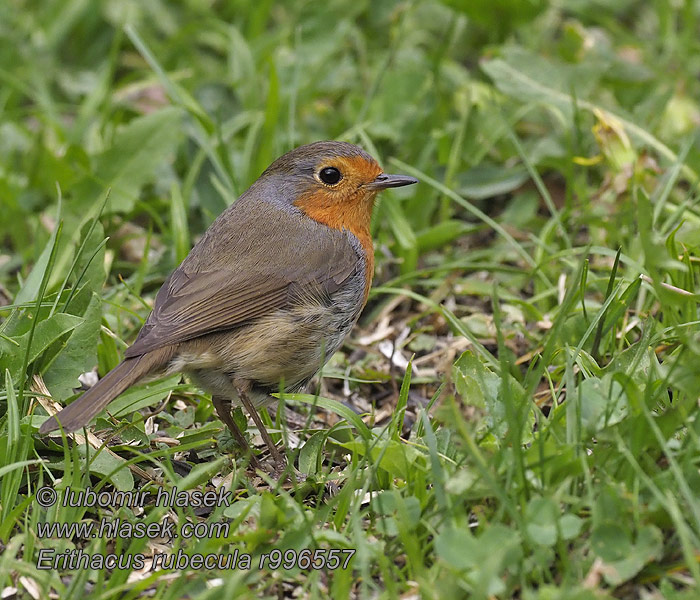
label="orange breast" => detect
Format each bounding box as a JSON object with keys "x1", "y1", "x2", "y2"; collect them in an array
[
  {"x1": 294, "y1": 155, "x2": 383, "y2": 306},
  {"x1": 295, "y1": 192, "x2": 375, "y2": 305}
]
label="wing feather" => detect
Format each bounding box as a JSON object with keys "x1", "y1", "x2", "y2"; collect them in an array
[{"x1": 125, "y1": 206, "x2": 361, "y2": 358}]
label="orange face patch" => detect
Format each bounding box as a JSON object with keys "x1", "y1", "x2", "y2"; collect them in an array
[
  {"x1": 294, "y1": 155, "x2": 384, "y2": 306},
  {"x1": 320, "y1": 155, "x2": 383, "y2": 187}
]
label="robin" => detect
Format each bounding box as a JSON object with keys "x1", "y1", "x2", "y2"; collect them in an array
[{"x1": 39, "y1": 141, "x2": 418, "y2": 469}]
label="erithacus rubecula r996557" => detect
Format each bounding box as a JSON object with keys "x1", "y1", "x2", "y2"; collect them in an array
[{"x1": 39, "y1": 141, "x2": 418, "y2": 469}]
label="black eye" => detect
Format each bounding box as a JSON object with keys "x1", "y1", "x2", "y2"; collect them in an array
[{"x1": 319, "y1": 166, "x2": 342, "y2": 185}]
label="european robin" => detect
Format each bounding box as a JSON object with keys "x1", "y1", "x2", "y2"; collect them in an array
[{"x1": 39, "y1": 141, "x2": 418, "y2": 468}]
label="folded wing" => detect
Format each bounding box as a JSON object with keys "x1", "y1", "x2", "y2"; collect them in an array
[{"x1": 125, "y1": 212, "x2": 360, "y2": 358}]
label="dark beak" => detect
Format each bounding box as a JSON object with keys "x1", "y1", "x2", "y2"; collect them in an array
[{"x1": 367, "y1": 173, "x2": 419, "y2": 190}]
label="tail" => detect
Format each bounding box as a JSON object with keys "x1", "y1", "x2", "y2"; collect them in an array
[{"x1": 39, "y1": 347, "x2": 173, "y2": 435}]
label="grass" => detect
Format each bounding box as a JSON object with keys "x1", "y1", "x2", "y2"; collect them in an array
[{"x1": 2, "y1": 0, "x2": 700, "y2": 598}]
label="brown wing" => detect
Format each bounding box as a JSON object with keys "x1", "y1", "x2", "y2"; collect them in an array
[{"x1": 124, "y1": 208, "x2": 360, "y2": 358}]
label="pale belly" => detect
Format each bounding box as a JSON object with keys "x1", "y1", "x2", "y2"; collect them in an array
[{"x1": 168, "y1": 276, "x2": 365, "y2": 407}]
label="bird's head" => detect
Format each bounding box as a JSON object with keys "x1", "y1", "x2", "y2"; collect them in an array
[{"x1": 259, "y1": 140, "x2": 418, "y2": 235}]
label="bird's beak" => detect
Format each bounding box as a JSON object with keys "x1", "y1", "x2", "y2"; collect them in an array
[{"x1": 367, "y1": 173, "x2": 419, "y2": 190}]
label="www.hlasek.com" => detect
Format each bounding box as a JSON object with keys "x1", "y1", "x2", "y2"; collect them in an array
[{"x1": 35, "y1": 485, "x2": 355, "y2": 572}]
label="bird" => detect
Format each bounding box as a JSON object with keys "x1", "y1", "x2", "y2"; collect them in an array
[{"x1": 39, "y1": 140, "x2": 418, "y2": 469}]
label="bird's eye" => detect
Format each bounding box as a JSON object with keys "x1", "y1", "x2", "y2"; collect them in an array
[{"x1": 319, "y1": 167, "x2": 342, "y2": 185}]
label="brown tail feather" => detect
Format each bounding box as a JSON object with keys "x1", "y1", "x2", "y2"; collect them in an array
[{"x1": 39, "y1": 348, "x2": 173, "y2": 435}]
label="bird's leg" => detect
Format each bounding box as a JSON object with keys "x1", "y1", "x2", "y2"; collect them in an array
[
  {"x1": 232, "y1": 379, "x2": 284, "y2": 466},
  {"x1": 212, "y1": 395, "x2": 261, "y2": 470}
]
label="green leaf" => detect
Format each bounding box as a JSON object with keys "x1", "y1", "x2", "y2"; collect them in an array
[
  {"x1": 340, "y1": 437, "x2": 422, "y2": 479},
  {"x1": 72, "y1": 107, "x2": 184, "y2": 214},
  {"x1": 436, "y1": 524, "x2": 522, "y2": 596},
  {"x1": 43, "y1": 291, "x2": 102, "y2": 399},
  {"x1": 69, "y1": 218, "x2": 107, "y2": 298},
  {"x1": 596, "y1": 525, "x2": 663, "y2": 586},
  {"x1": 482, "y1": 48, "x2": 601, "y2": 108},
  {"x1": 254, "y1": 61, "x2": 280, "y2": 178},
  {"x1": 279, "y1": 393, "x2": 372, "y2": 440},
  {"x1": 392, "y1": 359, "x2": 412, "y2": 439},
  {"x1": 453, "y1": 351, "x2": 500, "y2": 410},
  {"x1": 481, "y1": 51, "x2": 697, "y2": 184},
  {"x1": 76, "y1": 444, "x2": 133, "y2": 491},
  {"x1": 435, "y1": 524, "x2": 477, "y2": 570},
  {"x1": 106, "y1": 374, "x2": 183, "y2": 421},
  {"x1": 415, "y1": 220, "x2": 477, "y2": 253},
  {"x1": 458, "y1": 165, "x2": 529, "y2": 200},
  {"x1": 591, "y1": 522, "x2": 631, "y2": 562},
  {"x1": 298, "y1": 431, "x2": 326, "y2": 476},
  {"x1": 443, "y1": 0, "x2": 546, "y2": 32},
  {"x1": 579, "y1": 376, "x2": 628, "y2": 433},
  {"x1": 382, "y1": 199, "x2": 418, "y2": 273},
  {"x1": 560, "y1": 514, "x2": 584, "y2": 540},
  {"x1": 170, "y1": 182, "x2": 190, "y2": 264},
  {"x1": 370, "y1": 491, "x2": 421, "y2": 537},
  {"x1": 176, "y1": 457, "x2": 229, "y2": 491},
  {"x1": 0, "y1": 313, "x2": 83, "y2": 379},
  {"x1": 14, "y1": 227, "x2": 59, "y2": 306},
  {"x1": 604, "y1": 339, "x2": 659, "y2": 386},
  {"x1": 525, "y1": 496, "x2": 559, "y2": 547},
  {"x1": 453, "y1": 350, "x2": 530, "y2": 443}
]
